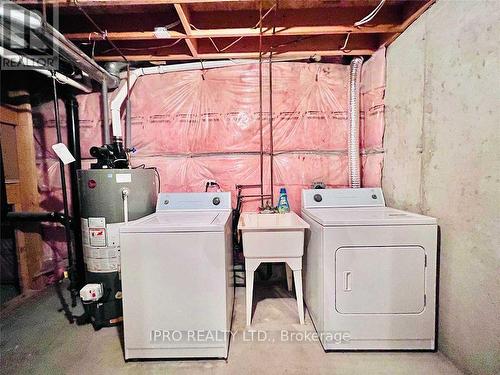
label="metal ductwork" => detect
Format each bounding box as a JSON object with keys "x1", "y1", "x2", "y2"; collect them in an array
[
  {"x1": 0, "y1": 0, "x2": 119, "y2": 89},
  {"x1": 348, "y1": 56, "x2": 363, "y2": 189},
  {"x1": 0, "y1": 46, "x2": 93, "y2": 93}
]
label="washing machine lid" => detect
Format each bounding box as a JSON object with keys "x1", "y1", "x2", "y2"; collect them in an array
[
  {"x1": 121, "y1": 192, "x2": 232, "y2": 233},
  {"x1": 302, "y1": 206, "x2": 436, "y2": 226},
  {"x1": 120, "y1": 210, "x2": 231, "y2": 233}
]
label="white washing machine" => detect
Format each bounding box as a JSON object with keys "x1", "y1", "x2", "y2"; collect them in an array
[
  {"x1": 301, "y1": 188, "x2": 437, "y2": 350},
  {"x1": 120, "y1": 192, "x2": 233, "y2": 359}
]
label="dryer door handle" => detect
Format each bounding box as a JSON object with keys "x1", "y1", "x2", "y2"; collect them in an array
[{"x1": 343, "y1": 271, "x2": 352, "y2": 292}]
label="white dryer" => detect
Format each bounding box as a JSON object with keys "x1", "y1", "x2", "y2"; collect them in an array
[
  {"x1": 301, "y1": 188, "x2": 437, "y2": 350},
  {"x1": 120, "y1": 192, "x2": 233, "y2": 359}
]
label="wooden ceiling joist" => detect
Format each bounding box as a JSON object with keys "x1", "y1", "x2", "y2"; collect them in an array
[
  {"x1": 381, "y1": 0, "x2": 436, "y2": 47},
  {"x1": 17, "y1": 0, "x2": 436, "y2": 62},
  {"x1": 94, "y1": 49, "x2": 376, "y2": 62},
  {"x1": 174, "y1": 3, "x2": 198, "y2": 57},
  {"x1": 16, "y1": 0, "x2": 242, "y2": 5},
  {"x1": 65, "y1": 23, "x2": 402, "y2": 41}
]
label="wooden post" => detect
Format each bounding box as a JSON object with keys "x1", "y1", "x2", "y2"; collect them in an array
[{"x1": 1, "y1": 91, "x2": 44, "y2": 291}]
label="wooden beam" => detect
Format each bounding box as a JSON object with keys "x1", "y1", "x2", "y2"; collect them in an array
[
  {"x1": 174, "y1": 3, "x2": 198, "y2": 57},
  {"x1": 17, "y1": 0, "x2": 242, "y2": 6},
  {"x1": 192, "y1": 24, "x2": 403, "y2": 37},
  {"x1": 0, "y1": 106, "x2": 18, "y2": 125},
  {"x1": 5, "y1": 181, "x2": 21, "y2": 206},
  {"x1": 66, "y1": 30, "x2": 186, "y2": 41},
  {"x1": 94, "y1": 49, "x2": 375, "y2": 61},
  {"x1": 185, "y1": 39, "x2": 199, "y2": 58},
  {"x1": 91, "y1": 26, "x2": 379, "y2": 60},
  {"x1": 382, "y1": 0, "x2": 436, "y2": 47},
  {"x1": 13, "y1": 94, "x2": 44, "y2": 291},
  {"x1": 174, "y1": 3, "x2": 194, "y2": 35},
  {"x1": 65, "y1": 24, "x2": 403, "y2": 41},
  {"x1": 190, "y1": 6, "x2": 404, "y2": 29},
  {"x1": 1, "y1": 95, "x2": 44, "y2": 292}
]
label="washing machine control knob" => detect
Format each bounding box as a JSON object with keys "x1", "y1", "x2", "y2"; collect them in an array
[
  {"x1": 371, "y1": 194, "x2": 378, "y2": 199},
  {"x1": 314, "y1": 194, "x2": 323, "y2": 202},
  {"x1": 213, "y1": 197, "x2": 221, "y2": 206}
]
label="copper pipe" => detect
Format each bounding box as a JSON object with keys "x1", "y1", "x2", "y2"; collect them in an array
[
  {"x1": 74, "y1": 0, "x2": 128, "y2": 64},
  {"x1": 240, "y1": 194, "x2": 272, "y2": 199},
  {"x1": 269, "y1": 0, "x2": 277, "y2": 206},
  {"x1": 269, "y1": 52, "x2": 274, "y2": 205},
  {"x1": 236, "y1": 184, "x2": 264, "y2": 189},
  {"x1": 258, "y1": 0, "x2": 264, "y2": 207}
]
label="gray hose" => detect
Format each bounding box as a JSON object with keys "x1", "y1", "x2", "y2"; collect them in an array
[{"x1": 348, "y1": 57, "x2": 363, "y2": 188}]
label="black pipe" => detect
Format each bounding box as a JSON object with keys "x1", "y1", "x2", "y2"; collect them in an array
[
  {"x1": 51, "y1": 75, "x2": 78, "y2": 306},
  {"x1": 6, "y1": 211, "x2": 70, "y2": 225},
  {"x1": 65, "y1": 95, "x2": 84, "y2": 290}
]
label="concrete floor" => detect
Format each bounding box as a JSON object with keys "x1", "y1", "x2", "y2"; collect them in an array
[
  {"x1": 0, "y1": 284, "x2": 19, "y2": 305},
  {"x1": 1, "y1": 282, "x2": 463, "y2": 375}
]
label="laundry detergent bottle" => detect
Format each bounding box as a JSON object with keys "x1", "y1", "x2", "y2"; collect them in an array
[{"x1": 277, "y1": 187, "x2": 290, "y2": 213}]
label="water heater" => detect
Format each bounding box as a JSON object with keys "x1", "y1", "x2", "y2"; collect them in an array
[{"x1": 77, "y1": 168, "x2": 156, "y2": 329}]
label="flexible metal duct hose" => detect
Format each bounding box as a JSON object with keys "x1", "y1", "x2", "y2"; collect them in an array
[
  {"x1": 102, "y1": 80, "x2": 111, "y2": 144},
  {"x1": 348, "y1": 57, "x2": 364, "y2": 188},
  {"x1": 125, "y1": 97, "x2": 132, "y2": 149}
]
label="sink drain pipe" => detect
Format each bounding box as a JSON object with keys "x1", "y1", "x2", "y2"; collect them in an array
[{"x1": 348, "y1": 57, "x2": 363, "y2": 189}]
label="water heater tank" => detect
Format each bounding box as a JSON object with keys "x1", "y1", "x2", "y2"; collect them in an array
[{"x1": 77, "y1": 168, "x2": 156, "y2": 328}]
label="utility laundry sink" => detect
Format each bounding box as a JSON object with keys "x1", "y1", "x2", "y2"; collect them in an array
[
  {"x1": 238, "y1": 212, "x2": 310, "y2": 258},
  {"x1": 239, "y1": 211, "x2": 310, "y2": 325}
]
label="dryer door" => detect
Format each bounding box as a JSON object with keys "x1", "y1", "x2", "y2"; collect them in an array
[{"x1": 335, "y1": 246, "x2": 426, "y2": 314}]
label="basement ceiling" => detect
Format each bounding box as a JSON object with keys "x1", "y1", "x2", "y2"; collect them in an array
[{"x1": 17, "y1": 0, "x2": 435, "y2": 62}]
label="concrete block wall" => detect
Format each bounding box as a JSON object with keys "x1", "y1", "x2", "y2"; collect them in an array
[{"x1": 383, "y1": 1, "x2": 500, "y2": 374}]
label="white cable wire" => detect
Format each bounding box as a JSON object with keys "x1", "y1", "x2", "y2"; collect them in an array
[
  {"x1": 190, "y1": 3, "x2": 277, "y2": 53},
  {"x1": 354, "y1": 0, "x2": 386, "y2": 27},
  {"x1": 340, "y1": 32, "x2": 351, "y2": 52},
  {"x1": 164, "y1": 20, "x2": 181, "y2": 30}
]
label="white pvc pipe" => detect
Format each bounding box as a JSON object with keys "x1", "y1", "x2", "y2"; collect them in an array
[
  {"x1": 0, "y1": 46, "x2": 93, "y2": 93},
  {"x1": 109, "y1": 59, "x2": 259, "y2": 140},
  {"x1": 122, "y1": 188, "x2": 130, "y2": 224}
]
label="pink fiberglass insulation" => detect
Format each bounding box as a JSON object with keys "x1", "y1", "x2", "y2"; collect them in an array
[{"x1": 32, "y1": 55, "x2": 385, "y2": 274}]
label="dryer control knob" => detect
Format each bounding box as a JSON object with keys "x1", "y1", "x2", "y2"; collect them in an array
[
  {"x1": 314, "y1": 194, "x2": 323, "y2": 202},
  {"x1": 213, "y1": 197, "x2": 221, "y2": 205}
]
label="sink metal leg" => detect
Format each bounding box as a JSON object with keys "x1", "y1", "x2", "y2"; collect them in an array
[
  {"x1": 293, "y1": 269, "x2": 305, "y2": 324},
  {"x1": 246, "y1": 270, "x2": 254, "y2": 326},
  {"x1": 285, "y1": 264, "x2": 293, "y2": 292},
  {"x1": 245, "y1": 259, "x2": 259, "y2": 326}
]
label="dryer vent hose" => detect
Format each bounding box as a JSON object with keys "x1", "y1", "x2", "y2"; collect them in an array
[{"x1": 348, "y1": 57, "x2": 363, "y2": 189}]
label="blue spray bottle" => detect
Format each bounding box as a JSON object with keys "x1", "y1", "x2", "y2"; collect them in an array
[{"x1": 277, "y1": 187, "x2": 290, "y2": 213}]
